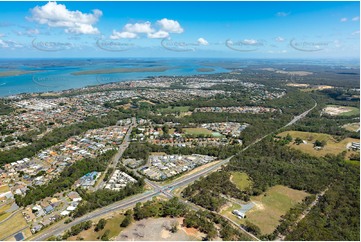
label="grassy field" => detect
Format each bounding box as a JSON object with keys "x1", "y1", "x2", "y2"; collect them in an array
[
  {"x1": 230, "y1": 172, "x2": 252, "y2": 191},
  {"x1": 67, "y1": 213, "x2": 125, "y2": 241},
  {"x1": 342, "y1": 123, "x2": 360, "y2": 132},
  {"x1": 0, "y1": 212, "x2": 11, "y2": 222},
  {"x1": 345, "y1": 160, "x2": 360, "y2": 166},
  {"x1": 0, "y1": 185, "x2": 10, "y2": 194},
  {"x1": 150, "y1": 152, "x2": 167, "y2": 156},
  {"x1": 0, "y1": 212, "x2": 28, "y2": 240},
  {"x1": 278, "y1": 131, "x2": 360, "y2": 158},
  {"x1": 0, "y1": 204, "x2": 11, "y2": 213},
  {"x1": 0, "y1": 204, "x2": 12, "y2": 222},
  {"x1": 183, "y1": 127, "x2": 213, "y2": 136},
  {"x1": 338, "y1": 107, "x2": 359, "y2": 117},
  {"x1": 246, "y1": 185, "x2": 309, "y2": 235},
  {"x1": 159, "y1": 106, "x2": 191, "y2": 113}
]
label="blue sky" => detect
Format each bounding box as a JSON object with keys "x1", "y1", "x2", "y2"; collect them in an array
[{"x1": 0, "y1": 1, "x2": 359, "y2": 58}]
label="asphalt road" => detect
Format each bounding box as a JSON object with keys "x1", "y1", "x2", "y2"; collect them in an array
[
  {"x1": 31, "y1": 101, "x2": 317, "y2": 241},
  {"x1": 93, "y1": 117, "x2": 136, "y2": 190}
]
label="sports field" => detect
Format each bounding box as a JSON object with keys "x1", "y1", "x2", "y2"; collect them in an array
[
  {"x1": 183, "y1": 127, "x2": 213, "y2": 136},
  {"x1": 0, "y1": 212, "x2": 29, "y2": 240}
]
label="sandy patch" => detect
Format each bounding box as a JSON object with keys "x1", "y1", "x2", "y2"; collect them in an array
[
  {"x1": 182, "y1": 227, "x2": 199, "y2": 236},
  {"x1": 286, "y1": 83, "x2": 310, "y2": 87},
  {"x1": 323, "y1": 106, "x2": 353, "y2": 116},
  {"x1": 251, "y1": 201, "x2": 265, "y2": 211},
  {"x1": 160, "y1": 229, "x2": 171, "y2": 239},
  {"x1": 316, "y1": 85, "x2": 334, "y2": 90}
]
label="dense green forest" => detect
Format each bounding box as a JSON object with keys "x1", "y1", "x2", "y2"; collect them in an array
[
  {"x1": 0, "y1": 100, "x2": 13, "y2": 115},
  {"x1": 286, "y1": 163, "x2": 359, "y2": 241},
  {"x1": 124, "y1": 142, "x2": 241, "y2": 160},
  {"x1": 15, "y1": 150, "x2": 117, "y2": 206},
  {"x1": 227, "y1": 138, "x2": 338, "y2": 194},
  {"x1": 0, "y1": 111, "x2": 130, "y2": 166}
]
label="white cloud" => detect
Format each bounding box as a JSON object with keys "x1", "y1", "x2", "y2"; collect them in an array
[
  {"x1": 16, "y1": 28, "x2": 40, "y2": 37},
  {"x1": 111, "y1": 18, "x2": 183, "y2": 39},
  {"x1": 352, "y1": 16, "x2": 359, "y2": 21},
  {"x1": 197, "y1": 37, "x2": 208, "y2": 45},
  {"x1": 0, "y1": 39, "x2": 9, "y2": 48},
  {"x1": 148, "y1": 30, "x2": 169, "y2": 39},
  {"x1": 110, "y1": 22, "x2": 154, "y2": 39},
  {"x1": 28, "y1": 2, "x2": 102, "y2": 35},
  {"x1": 276, "y1": 12, "x2": 290, "y2": 17},
  {"x1": 243, "y1": 39, "x2": 258, "y2": 45},
  {"x1": 352, "y1": 30, "x2": 360, "y2": 36},
  {"x1": 0, "y1": 39, "x2": 23, "y2": 48},
  {"x1": 110, "y1": 30, "x2": 137, "y2": 39},
  {"x1": 124, "y1": 22, "x2": 154, "y2": 34},
  {"x1": 275, "y1": 36, "x2": 285, "y2": 42},
  {"x1": 340, "y1": 18, "x2": 348, "y2": 22},
  {"x1": 157, "y1": 18, "x2": 183, "y2": 33}
]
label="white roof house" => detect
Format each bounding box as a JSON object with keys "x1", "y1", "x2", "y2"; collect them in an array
[{"x1": 66, "y1": 206, "x2": 76, "y2": 211}]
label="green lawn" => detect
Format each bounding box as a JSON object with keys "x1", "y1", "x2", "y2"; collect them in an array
[
  {"x1": 0, "y1": 185, "x2": 10, "y2": 194},
  {"x1": 0, "y1": 212, "x2": 28, "y2": 240},
  {"x1": 338, "y1": 107, "x2": 359, "y2": 116},
  {"x1": 183, "y1": 127, "x2": 213, "y2": 136},
  {"x1": 230, "y1": 172, "x2": 252, "y2": 191},
  {"x1": 159, "y1": 106, "x2": 190, "y2": 113},
  {"x1": 246, "y1": 185, "x2": 309, "y2": 235}
]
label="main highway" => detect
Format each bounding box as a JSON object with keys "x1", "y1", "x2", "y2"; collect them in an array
[{"x1": 31, "y1": 101, "x2": 317, "y2": 241}]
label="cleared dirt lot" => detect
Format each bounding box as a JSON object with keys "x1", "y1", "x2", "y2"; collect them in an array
[
  {"x1": 322, "y1": 105, "x2": 359, "y2": 116},
  {"x1": 117, "y1": 217, "x2": 202, "y2": 241}
]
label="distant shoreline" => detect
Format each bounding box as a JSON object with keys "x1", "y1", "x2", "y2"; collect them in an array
[
  {"x1": 72, "y1": 66, "x2": 171, "y2": 76},
  {"x1": 0, "y1": 70, "x2": 40, "y2": 77}
]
